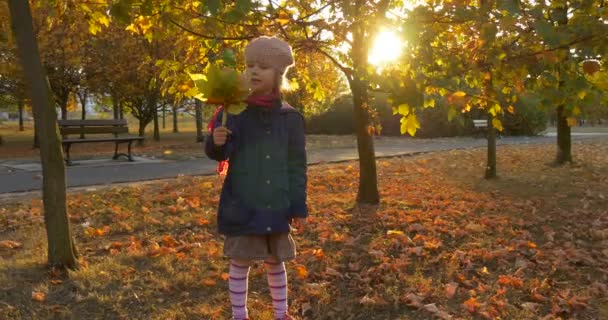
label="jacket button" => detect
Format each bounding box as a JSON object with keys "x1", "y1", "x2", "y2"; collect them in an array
[
  {"x1": 266, "y1": 227, "x2": 272, "y2": 231},
  {"x1": 266, "y1": 154, "x2": 270, "y2": 159},
  {"x1": 266, "y1": 130, "x2": 271, "y2": 134},
  {"x1": 266, "y1": 204, "x2": 272, "y2": 208},
  {"x1": 266, "y1": 179, "x2": 271, "y2": 184}
]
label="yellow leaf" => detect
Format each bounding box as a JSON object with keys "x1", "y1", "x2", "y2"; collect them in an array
[
  {"x1": 567, "y1": 117, "x2": 577, "y2": 127},
  {"x1": 507, "y1": 105, "x2": 515, "y2": 114},
  {"x1": 572, "y1": 106, "x2": 581, "y2": 116},
  {"x1": 577, "y1": 90, "x2": 587, "y2": 100},
  {"x1": 453, "y1": 91, "x2": 466, "y2": 98},
  {"x1": 492, "y1": 118, "x2": 504, "y2": 132},
  {"x1": 387, "y1": 230, "x2": 404, "y2": 236},
  {"x1": 398, "y1": 104, "x2": 410, "y2": 116}
]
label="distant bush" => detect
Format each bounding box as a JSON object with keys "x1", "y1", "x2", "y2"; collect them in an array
[{"x1": 305, "y1": 93, "x2": 547, "y2": 137}]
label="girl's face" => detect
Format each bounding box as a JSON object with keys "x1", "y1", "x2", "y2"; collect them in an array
[{"x1": 246, "y1": 61, "x2": 277, "y2": 95}]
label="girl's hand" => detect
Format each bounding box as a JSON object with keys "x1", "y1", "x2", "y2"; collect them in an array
[
  {"x1": 291, "y1": 217, "x2": 307, "y2": 232},
  {"x1": 212, "y1": 127, "x2": 232, "y2": 146}
]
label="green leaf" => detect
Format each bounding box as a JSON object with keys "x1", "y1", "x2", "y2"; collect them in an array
[
  {"x1": 498, "y1": 0, "x2": 521, "y2": 15},
  {"x1": 109, "y1": 0, "x2": 132, "y2": 24},
  {"x1": 141, "y1": 0, "x2": 154, "y2": 16},
  {"x1": 207, "y1": 0, "x2": 221, "y2": 15},
  {"x1": 226, "y1": 102, "x2": 247, "y2": 115},
  {"x1": 447, "y1": 107, "x2": 458, "y2": 122},
  {"x1": 236, "y1": 0, "x2": 253, "y2": 12},
  {"x1": 221, "y1": 49, "x2": 237, "y2": 68}
]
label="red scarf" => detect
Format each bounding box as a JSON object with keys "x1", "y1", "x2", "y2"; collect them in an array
[
  {"x1": 207, "y1": 93, "x2": 281, "y2": 175},
  {"x1": 246, "y1": 92, "x2": 281, "y2": 108}
]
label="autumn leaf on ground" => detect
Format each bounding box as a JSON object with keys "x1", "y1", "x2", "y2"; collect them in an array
[
  {"x1": 463, "y1": 297, "x2": 481, "y2": 313},
  {"x1": 497, "y1": 275, "x2": 524, "y2": 287},
  {"x1": 295, "y1": 265, "x2": 308, "y2": 279},
  {"x1": 31, "y1": 291, "x2": 46, "y2": 302},
  {"x1": 0, "y1": 240, "x2": 22, "y2": 249},
  {"x1": 202, "y1": 278, "x2": 217, "y2": 286},
  {"x1": 446, "y1": 282, "x2": 459, "y2": 299}
]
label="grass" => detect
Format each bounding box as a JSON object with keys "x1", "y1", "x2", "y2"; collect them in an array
[
  {"x1": 1, "y1": 139, "x2": 607, "y2": 319},
  {"x1": 1, "y1": 116, "x2": 374, "y2": 161}
]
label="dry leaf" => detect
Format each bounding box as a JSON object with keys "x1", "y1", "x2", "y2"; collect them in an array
[
  {"x1": 0, "y1": 240, "x2": 22, "y2": 249},
  {"x1": 31, "y1": 291, "x2": 46, "y2": 302},
  {"x1": 445, "y1": 282, "x2": 458, "y2": 299}
]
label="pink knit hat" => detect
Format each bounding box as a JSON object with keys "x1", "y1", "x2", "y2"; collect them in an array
[{"x1": 245, "y1": 36, "x2": 294, "y2": 75}]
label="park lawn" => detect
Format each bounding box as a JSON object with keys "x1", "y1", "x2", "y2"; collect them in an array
[
  {"x1": 1, "y1": 118, "x2": 370, "y2": 161},
  {"x1": 1, "y1": 140, "x2": 608, "y2": 319}
]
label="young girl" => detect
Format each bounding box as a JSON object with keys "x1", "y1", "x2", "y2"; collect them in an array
[{"x1": 205, "y1": 36, "x2": 308, "y2": 320}]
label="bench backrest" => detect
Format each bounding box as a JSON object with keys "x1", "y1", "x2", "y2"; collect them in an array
[
  {"x1": 58, "y1": 119, "x2": 129, "y2": 136},
  {"x1": 473, "y1": 119, "x2": 488, "y2": 128}
]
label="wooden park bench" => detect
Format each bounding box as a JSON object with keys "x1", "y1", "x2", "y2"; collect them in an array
[
  {"x1": 473, "y1": 119, "x2": 502, "y2": 139},
  {"x1": 473, "y1": 119, "x2": 488, "y2": 138},
  {"x1": 57, "y1": 119, "x2": 144, "y2": 166}
]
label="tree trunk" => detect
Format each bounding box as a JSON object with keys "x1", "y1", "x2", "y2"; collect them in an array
[
  {"x1": 138, "y1": 120, "x2": 146, "y2": 139},
  {"x1": 555, "y1": 105, "x2": 572, "y2": 164},
  {"x1": 112, "y1": 95, "x2": 119, "y2": 120},
  {"x1": 9, "y1": 0, "x2": 78, "y2": 270},
  {"x1": 483, "y1": 72, "x2": 497, "y2": 179},
  {"x1": 32, "y1": 107, "x2": 39, "y2": 148},
  {"x1": 172, "y1": 105, "x2": 179, "y2": 133},
  {"x1": 18, "y1": 101, "x2": 24, "y2": 131},
  {"x1": 60, "y1": 101, "x2": 68, "y2": 120},
  {"x1": 162, "y1": 105, "x2": 166, "y2": 129},
  {"x1": 554, "y1": 6, "x2": 572, "y2": 165},
  {"x1": 485, "y1": 115, "x2": 497, "y2": 179},
  {"x1": 153, "y1": 107, "x2": 160, "y2": 141},
  {"x1": 349, "y1": 78, "x2": 379, "y2": 204},
  {"x1": 78, "y1": 91, "x2": 87, "y2": 139},
  {"x1": 195, "y1": 100, "x2": 204, "y2": 142},
  {"x1": 349, "y1": 21, "x2": 379, "y2": 205}
]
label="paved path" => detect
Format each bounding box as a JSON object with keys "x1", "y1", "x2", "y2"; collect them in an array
[{"x1": 1, "y1": 134, "x2": 606, "y2": 194}]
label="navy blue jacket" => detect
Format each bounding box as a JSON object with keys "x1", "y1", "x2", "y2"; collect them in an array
[{"x1": 205, "y1": 100, "x2": 308, "y2": 236}]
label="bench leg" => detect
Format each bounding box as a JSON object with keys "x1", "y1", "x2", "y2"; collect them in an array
[
  {"x1": 63, "y1": 143, "x2": 73, "y2": 166},
  {"x1": 113, "y1": 142, "x2": 120, "y2": 160},
  {"x1": 127, "y1": 141, "x2": 135, "y2": 162}
]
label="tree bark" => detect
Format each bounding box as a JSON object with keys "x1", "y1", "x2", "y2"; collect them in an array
[
  {"x1": 153, "y1": 107, "x2": 160, "y2": 141},
  {"x1": 349, "y1": 78, "x2": 379, "y2": 204},
  {"x1": 554, "y1": 5, "x2": 572, "y2": 165},
  {"x1": 9, "y1": 0, "x2": 78, "y2": 269},
  {"x1": 32, "y1": 107, "x2": 39, "y2": 149},
  {"x1": 162, "y1": 105, "x2": 166, "y2": 129},
  {"x1": 555, "y1": 105, "x2": 572, "y2": 164},
  {"x1": 485, "y1": 115, "x2": 497, "y2": 179},
  {"x1": 18, "y1": 101, "x2": 24, "y2": 131},
  {"x1": 172, "y1": 105, "x2": 179, "y2": 133},
  {"x1": 483, "y1": 73, "x2": 497, "y2": 179},
  {"x1": 349, "y1": 20, "x2": 379, "y2": 204},
  {"x1": 77, "y1": 90, "x2": 87, "y2": 138},
  {"x1": 195, "y1": 100, "x2": 204, "y2": 142},
  {"x1": 112, "y1": 94, "x2": 120, "y2": 120}
]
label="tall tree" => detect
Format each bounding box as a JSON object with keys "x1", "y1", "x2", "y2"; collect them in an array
[{"x1": 8, "y1": 0, "x2": 78, "y2": 269}]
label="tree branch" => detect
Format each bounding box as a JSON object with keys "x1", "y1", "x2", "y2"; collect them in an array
[{"x1": 168, "y1": 18, "x2": 254, "y2": 41}]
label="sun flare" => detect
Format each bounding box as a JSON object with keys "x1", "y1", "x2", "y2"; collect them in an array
[{"x1": 368, "y1": 30, "x2": 404, "y2": 66}]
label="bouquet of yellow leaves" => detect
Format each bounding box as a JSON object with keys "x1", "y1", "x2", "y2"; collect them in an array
[{"x1": 190, "y1": 65, "x2": 249, "y2": 126}]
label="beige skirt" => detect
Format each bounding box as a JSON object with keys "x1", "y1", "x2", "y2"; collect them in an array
[{"x1": 224, "y1": 233, "x2": 296, "y2": 262}]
